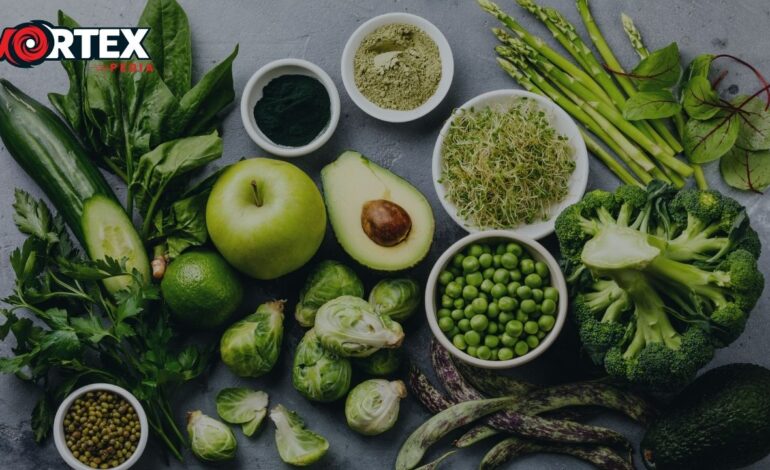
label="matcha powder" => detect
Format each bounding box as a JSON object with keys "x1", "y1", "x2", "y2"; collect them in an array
[{"x1": 354, "y1": 23, "x2": 442, "y2": 110}]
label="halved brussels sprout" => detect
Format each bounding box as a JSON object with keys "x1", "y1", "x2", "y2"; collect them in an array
[
  {"x1": 368, "y1": 278, "x2": 420, "y2": 322},
  {"x1": 220, "y1": 300, "x2": 284, "y2": 377},
  {"x1": 344, "y1": 379, "x2": 407, "y2": 436},
  {"x1": 353, "y1": 349, "x2": 402, "y2": 376},
  {"x1": 292, "y1": 329, "x2": 352, "y2": 402},
  {"x1": 215, "y1": 388, "x2": 269, "y2": 436},
  {"x1": 187, "y1": 410, "x2": 237, "y2": 461},
  {"x1": 270, "y1": 404, "x2": 329, "y2": 466},
  {"x1": 296, "y1": 260, "x2": 364, "y2": 327},
  {"x1": 314, "y1": 296, "x2": 404, "y2": 358}
]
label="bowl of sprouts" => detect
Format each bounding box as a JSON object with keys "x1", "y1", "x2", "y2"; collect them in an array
[{"x1": 432, "y1": 89, "x2": 588, "y2": 239}]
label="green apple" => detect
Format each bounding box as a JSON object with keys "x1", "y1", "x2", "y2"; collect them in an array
[{"x1": 206, "y1": 158, "x2": 326, "y2": 280}]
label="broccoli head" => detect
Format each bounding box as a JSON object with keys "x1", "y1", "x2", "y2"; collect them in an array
[{"x1": 556, "y1": 182, "x2": 764, "y2": 393}]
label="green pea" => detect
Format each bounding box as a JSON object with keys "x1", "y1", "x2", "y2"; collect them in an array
[
  {"x1": 510, "y1": 270, "x2": 522, "y2": 282},
  {"x1": 476, "y1": 345, "x2": 492, "y2": 360},
  {"x1": 506, "y1": 243, "x2": 523, "y2": 256},
  {"x1": 452, "y1": 253, "x2": 464, "y2": 268},
  {"x1": 524, "y1": 273, "x2": 542, "y2": 288},
  {"x1": 506, "y1": 320, "x2": 524, "y2": 337},
  {"x1": 544, "y1": 287, "x2": 559, "y2": 302},
  {"x1": 501, "y1": 252, "x2": 518, "y2": 269},
  {"x1": 490, "y1": 283, "x2": 507, "y2": 299},
  {"x1": 468, "y1": 243, "x2": 484, "y2": 257},
  {"x1": 487, "y1": 322, "x2": 499, "y2": 335},
  {"x1": 495, "y1": 244, "x2": 506, "y2": 255},
  {"x1": 458, "y1": 319, "x2": 471, "y2": 332},
  {"x1": 448, "y1": 327, "x2": 460, "y2": 338},
  {"x1": 462, "y1": 256, "x2": 480, "y2": 273},
  {"x1": 470, "y1": 314, "x2": 489, "y2": 332},
  {"x1": 526, "y1": 335, "x2": 540, "y2": 349},
  {"x1": 478, "y1": 292, "x2": 489, "y2": 301},
  {"x1": 532, "y1": 289, "x2": 544, "y2": 303},
  {"x1": 498, "y1": 296, "x2": 517, "y2": 312},
  {"x1": 541, "y1": 299, "x2": 557, "y2": 316},
  {"x1": 520, "y1": 259, "x2": 535, "y2": 275},
  {"x1": 524, "y1": 321, "x2": 539, "y2": 335},
  {"x1": 516, "y1": 285, "x2": 533, "y2": 299},
  {"x1": 493, "y1": 268, "x2": 510, "y2": 284},
  {"x1": 462, "y1": 285, "x2": 478, "y2": 300},
  {"x1": 439, "y1": 271, "x2": 454, "y2": 285},
  {"x1": 487, "y1": 302, "x2": 500, "y2": 318},
  {"x1": 514, "y1": 341, "x2": 529, "y2": 356},
  {"x1": 438, "y1": 317, "x2": 454, "y2": 332},
  {"x1": 437, "y1": 308, "x2": 451, "y2": 318},
  {"x1": 480, "y1": 279, "x2": 494, "y2": 293},
  {"x1": 464, "y1": 305, "x2": 475, "y2": 319},
  {"x1": 498, "y1": 347, "x2": 514, "y2": 361},
  {"x1": 441, "y1": 295, "x2": 453, "y2": 308},
  {"x1": 484, "y1": 335, "x2": 500, "y2": 348},
  {"x1": 492, "y1": 254, "x2": 502, "y2": 268},
  {"x1": 451, "y1": 309, "x2": 464, "y2": 321},
  {"x1": 515, "y1": 311, "x2": 528, "y2": 322},
  {"x1": 456, "y1": 277, "x2": 466, "y2": 287},
  {"x1": 464, "y1": 330, "x2": 481, "y2": 346},
  {"x1": 535, "y1": 261, "x2": 549, "y2": 278},
  {"x1": 467, "y1": 346, "x2": 478, "y2": 357},
  {"x1": 538, "y1": 315, "x2": 556, "y2": 331},
  {"x1": 501, "y1": 333, "x2": 517, "y2": 347},
  {"x1": 453, "y1": 298, "x2": 465, "y2": 309},
  {"x1": 483, "y1": 267, "x2": 495, "y2": 280},
  {"x1": 466, "y1": 272, "x2": 484, "y2": 287},
  {"x1": 507, "y1": 281, "x2": 521, "y2": 296},
  {"x1": 521, "y1": 299, "x2": 537, "y2": 314},
  {"x1": 453, "y1": 334, "x2": 467, "y2": 350},
  {"x1": 499, "y1": 312, "x2": 514, "y2": 324},
  {"x1": 479, "y1": 253, "x2": 493, "y2": 268},
  {"x1": 445, "y1": 282, "x2": 461, "y2": 298},
  {"x1": 482, "y1": 244, "x2": 493, "y2": 254},
  {"x1": 537, "y1": 331, "x2": 546, "y2": 339},
  {"x1": 471, "y1": 298, "x2": 488, "y2": 314}
]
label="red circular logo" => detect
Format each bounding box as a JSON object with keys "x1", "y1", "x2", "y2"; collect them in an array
[{"x1": 7, "y1": 22, "x2": 52, "y2": 67}]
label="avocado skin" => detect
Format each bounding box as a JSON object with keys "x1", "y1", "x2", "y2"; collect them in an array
[{"x1": 641, "y1": 364, "x2": 770, "y2": 470}]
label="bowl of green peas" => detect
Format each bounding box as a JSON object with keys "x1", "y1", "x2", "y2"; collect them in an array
[{"x1": 425, "y1": 230, "x2": 567, "y2": 369}]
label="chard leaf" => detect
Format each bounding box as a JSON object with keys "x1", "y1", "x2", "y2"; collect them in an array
[
  {"x1": 735, "y1": 96, "x2": 770, "y2": 151},
  {"x1": 138, "y1": 0, "x2": 192, "y2": 97},
  {"x1": 685, "y1": 53, "x2": 715, "y2": 81},
  {"x1": 130, "y1": 132, "x2": 223, "y2": 213},
  {"x1": 720, "y1": 146, "x2": 770, "y2": 192},
  {"x1": 630, "y1": 43, "x2": 682, "y2": 91},
  {"x1": 179, "y1": 45, "x2": 238, "y2": 134},
  {"x1": 623, "y1": 90, "x2": 681, "y2": 120},
  {"x1": 682, "y1": 76, "x2": 722, "y2": 120},
  {"x1": 683, "y1": 115, "x2": 739, "y2": 163}
]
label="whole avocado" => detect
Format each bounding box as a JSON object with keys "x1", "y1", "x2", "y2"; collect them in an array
[{"x1": 642, "y1": 364, "x2": 770, "y2": 470}]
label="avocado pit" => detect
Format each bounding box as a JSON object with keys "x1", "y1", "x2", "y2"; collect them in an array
[{"x1": 361, "y1": 199, "x2": 412, "y2": 247}]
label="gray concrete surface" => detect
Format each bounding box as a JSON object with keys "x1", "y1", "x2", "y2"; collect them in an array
[{"x1": 0, "y1": 0, "x2": 769, "y2": 469}]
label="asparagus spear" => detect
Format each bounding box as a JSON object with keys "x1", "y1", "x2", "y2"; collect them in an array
[{"x1": 622, "y1": 12, "x2": 709, "y2": 189}]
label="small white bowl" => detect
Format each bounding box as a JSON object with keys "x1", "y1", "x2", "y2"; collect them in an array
[
  {"x1": 341, "y1": 12, "x2": 454, "y2": 123},
  {"x1": 54, "y1": 383, "x2": 149, "y2": 470},
  {"x1": 433, "y1": 89, "x2": 589, "y2": 239},
  {"x1": 241, "y1": 58, "x2": 341, "y2": 157},
  {"x1": 425, "y1": 231, "x2": 568, "y2": 370}
]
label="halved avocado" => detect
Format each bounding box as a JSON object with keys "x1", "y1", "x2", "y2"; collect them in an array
[{"x1": 321, "y1": 151, "x2": 434, "y2": 271}]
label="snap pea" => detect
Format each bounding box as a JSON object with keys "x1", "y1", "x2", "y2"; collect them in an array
[{"x1": 479, "y1": 436, "x2": 632, "y2": 470}]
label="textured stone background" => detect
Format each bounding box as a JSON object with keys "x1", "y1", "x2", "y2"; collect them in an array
[{"x1": 0, "y1": 0, "x2": 768, "y2": 469}]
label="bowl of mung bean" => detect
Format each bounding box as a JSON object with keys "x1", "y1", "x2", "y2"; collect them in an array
[{"x1": 54, "y1": 383, "x2": 148, "y2": 470}]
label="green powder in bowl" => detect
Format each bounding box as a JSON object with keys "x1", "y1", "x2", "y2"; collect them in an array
[{"x1": 353, "y1": 23, "x2": 441, "y2": 111}]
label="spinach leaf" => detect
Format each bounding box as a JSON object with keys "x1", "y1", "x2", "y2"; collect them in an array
[
  {"x1": 735, "y1": 96, "x2": 770, "y2": 151},
  {"x1": 630, "y1": 42, "x2": 682, "y2": 91},
  {"x1": 623, "y1": 90, "x2": 681, "y2": 120},
  {"x1": 138, "y1": 0, "x2": 192, "y2": 98},
  {"x1": 82, "y1": 60, "x2": 123, "y2": 157},
  {"x1": 682, "y1": 76, "x2": 722, "y2": 120},
  {"x1": 720, "y1": 146, "x2": 770, "y2": 192},
  {"x1": 179, "y1": 45, "x2": 239, "y2": 134},
  {"x1": 48, "y1": 11, "x2": 86, "y2": 137},
  {"x1": 683, "y1": 115, "x2": 740, "y2": 163}
]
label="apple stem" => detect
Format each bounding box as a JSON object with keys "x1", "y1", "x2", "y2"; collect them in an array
[{"x1": 250, "y1": 180, "x2": 263, "y2": 207}]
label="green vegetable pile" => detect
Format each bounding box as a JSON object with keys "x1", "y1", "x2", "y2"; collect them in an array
[{"x1": 556, "y1": 182, "x2": 763, "y2": 392}]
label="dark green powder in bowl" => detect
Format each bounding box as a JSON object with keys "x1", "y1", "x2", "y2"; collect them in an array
[{"x1": 253, "y1": 74, "x2": 331, "y2": 147}]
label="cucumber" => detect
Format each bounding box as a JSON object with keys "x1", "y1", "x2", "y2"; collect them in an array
[{"x1": 0, "y1": 79, "x2": 149, "y2": 292}]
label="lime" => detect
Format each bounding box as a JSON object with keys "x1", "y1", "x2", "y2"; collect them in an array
[{"x1": 161, "y1": 251, "x2": 244, "y2": 329}]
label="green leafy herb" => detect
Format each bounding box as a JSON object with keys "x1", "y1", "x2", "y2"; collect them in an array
[
  {"x1": 720, "y1": 147, "x2": 770, "y2": 193},
  {"x1": 735, "y1": 96, "x2": 770, "y2": 151},
  {"x1": 628, "y1": 43, "x2": 682, "y2": 91},
  {"x1": 682, "y1": 76, "x2": 721, "y2": 120},
  {"x1": 683, "y1": 115, "x2": 740, "y2": 163},
  {"x1": 623, "y1": 90, "x2": 681, "y2": 120}
]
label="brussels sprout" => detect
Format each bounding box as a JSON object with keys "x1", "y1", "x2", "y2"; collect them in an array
[
  {"x1": 292, "y1": 329, "x2": 352, "y2": 402},
  {"x1": 368, "y1": 278, "x2": 421, "y2": 322},
  {"x1": 215, "y1": 388, "x2": 269, "y2": 436},
  {"x1": 187, "y1": 410, "x2": 237, "y2": 461},
  {"x1": 220, "y1": 300, "x2": 284, "y2": 378},
  {"x1": 344, "y1": 379, "x2": 407, "y2": 436},
  {"x1": 315, "y1": 296, "x2": 404, "y2": 358},
  {"x1": 353, "y1": 349, "x2": 402, "y2": 376},
  {"x1": 296, "y1": 260, "x2": 364, "y2": 327},
  {"x1": 270, "y1": 404, "x2": 329, "y2": 466}
]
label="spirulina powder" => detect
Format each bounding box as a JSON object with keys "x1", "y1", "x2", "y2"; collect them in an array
[{"x1": 354, "y1": 23, "x2": 441, "y2": 110}]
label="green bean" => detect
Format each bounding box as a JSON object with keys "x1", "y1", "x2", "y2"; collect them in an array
[
  {"x1": 413, "y1": 450, "x2": 458, "y2": 470},
  {"x1": 479, "y1": 435, "x2": 632, "y2": 470}
]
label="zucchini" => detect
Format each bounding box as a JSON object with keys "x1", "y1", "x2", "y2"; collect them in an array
[{"x1": 0, "y1": 79, "x2": 149, "y2": 292}]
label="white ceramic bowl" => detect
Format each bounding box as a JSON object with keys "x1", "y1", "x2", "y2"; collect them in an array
[
  {"x1": 241, "y1": 58, "x2": 341, "y2": 157},
  {"x1": 54, "y1": 383, "x2": 149, "y2": 470},
  {"x1": 425, "y1": 230, "x2": 568, "y2": 369},
  {"x1": 341, "y1": 12, "x2": 454, "y2": 123},
  {"x1": 433, "y1": 89, "x2": 589, "y2": 239}
]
